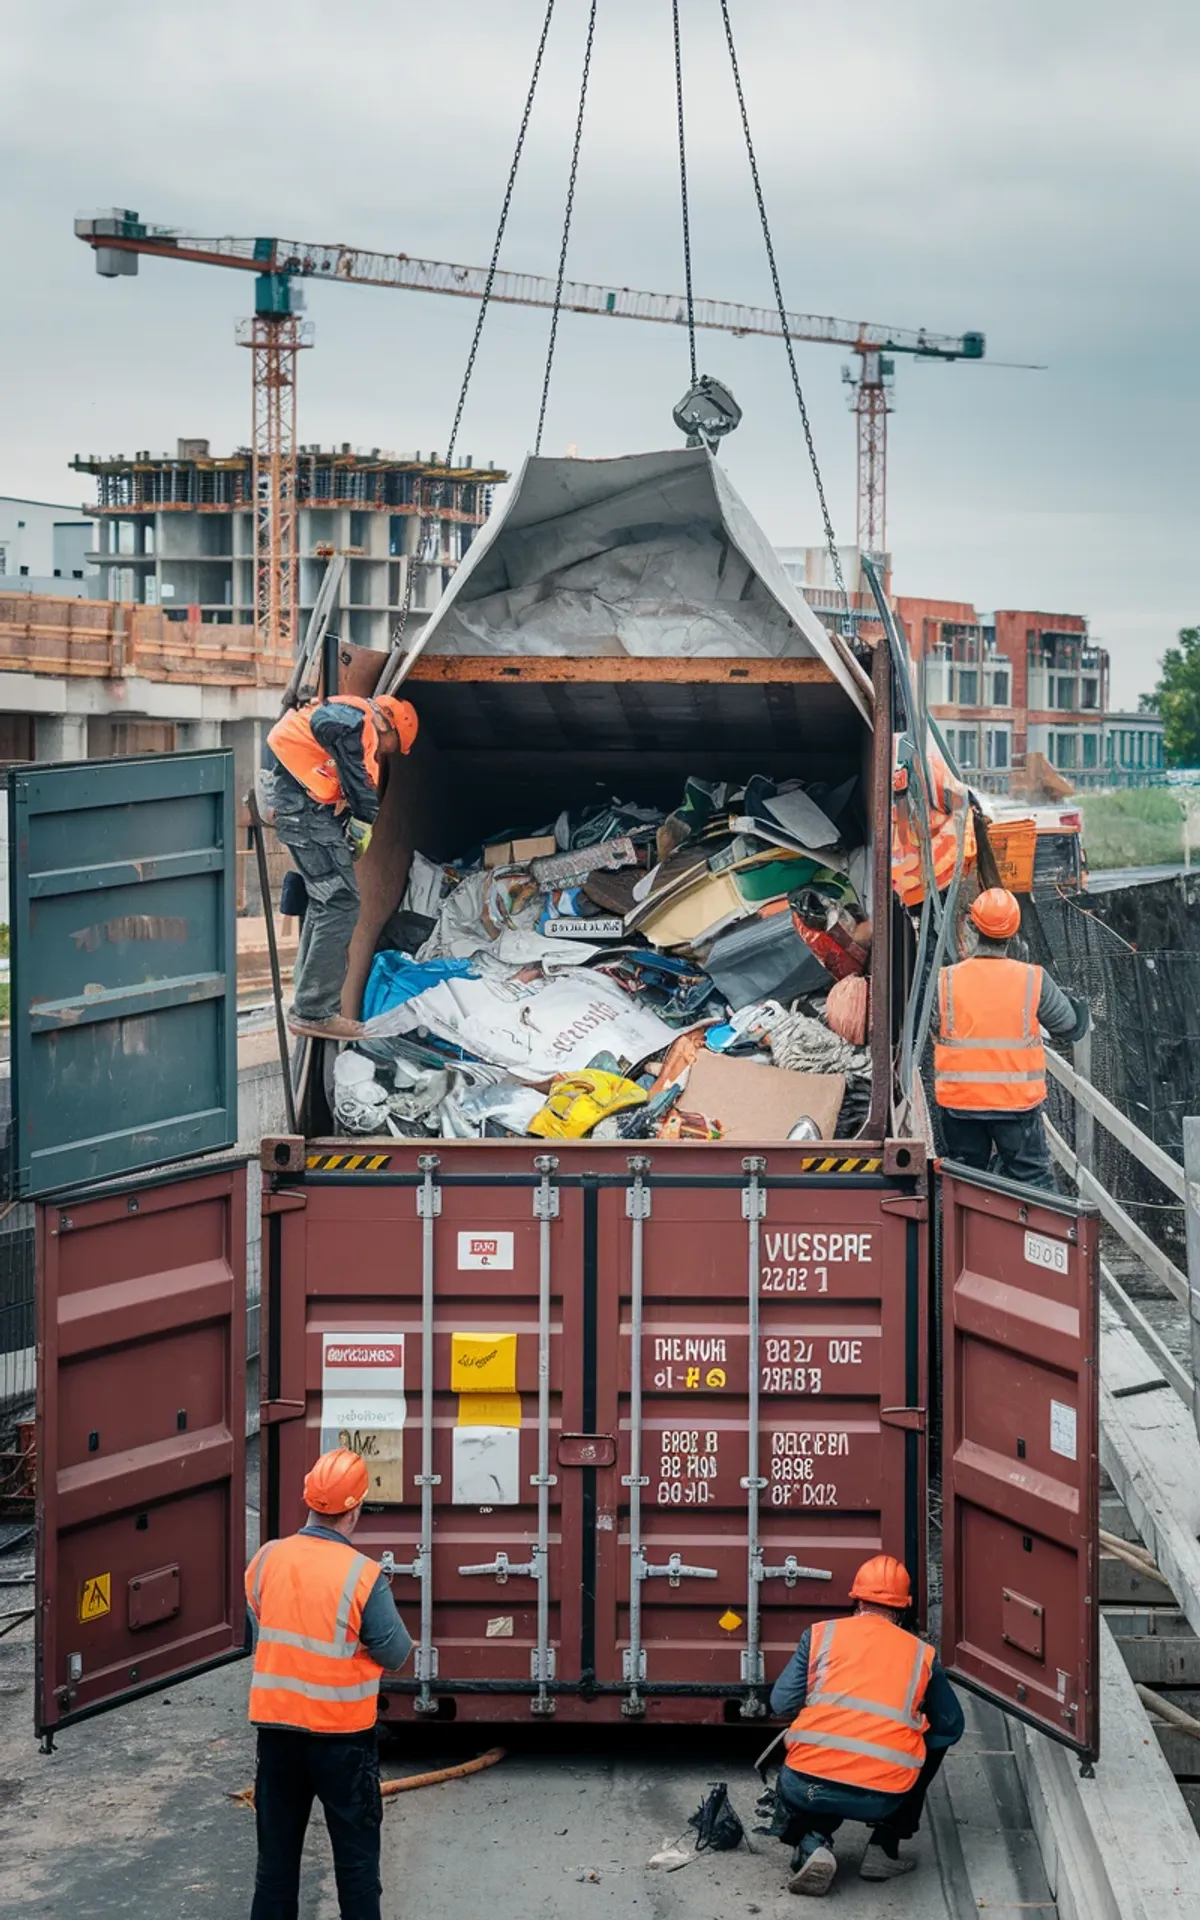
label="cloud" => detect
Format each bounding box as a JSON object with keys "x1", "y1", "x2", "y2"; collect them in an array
[{"x1": 4, "y1": 0, "x2": 1196, "y2": 704}]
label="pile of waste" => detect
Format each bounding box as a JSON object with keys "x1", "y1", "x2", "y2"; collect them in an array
[{"x1": 337, "y1": 772, "x2": 873, "y2": 1144}]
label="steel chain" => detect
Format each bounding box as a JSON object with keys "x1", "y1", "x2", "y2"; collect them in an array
[
  {"x1": 717, "y1": 0, "x2": 849, "y2": 618},
  {"x1": 536, "y1": 0, "x2": 598, "y2": 455},
  {"x1": 390, "y1": 0, "x2": 558, "y2": 653},
  {"x1": 673, "y1": 0, "x2": 698, "y2": 385}
]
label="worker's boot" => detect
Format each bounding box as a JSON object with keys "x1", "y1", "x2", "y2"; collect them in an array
[
  {"x1": 287, "y1": 1013, "x2": 365, "y2": 1041},
  {"x1": 787, "y1": 1842, "x2": 837, "y2": 1896},
  {"x1": 859, "y1": 1833, "x2": 918, "y2": 1880}
]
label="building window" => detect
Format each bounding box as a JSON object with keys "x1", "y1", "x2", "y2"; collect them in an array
[
  {"x1": 955, "y1": 669, "x2": 978, "y2": 706},
  {"x1": 1054, "y1": 677, "x2": 1077, "y2": 710},
  {"x1": 0, "y1": 548, "x2": 6, "y2": 575},
  {"x1": 1081, "y1": 734, "x2": 1097, "y2": 768},
  {"x1": 1054, "y1": 733, "x2": 1078, "y2": 770},
  {"x1": 18, "y1": 565, "x2": 28, "y2": 577},
  {"x1": 953, "y1": 728, "x2": 978, "y2": 768},
  {"x1": 1081, "y1": 677, "x2": 1099, "y2": 708},
  {"x1": 986, "y1": 729, "x2": 1010, "y2": 770},
  {"x1": 990, "y1": 671, "x2": 1009, "y2": 707}
]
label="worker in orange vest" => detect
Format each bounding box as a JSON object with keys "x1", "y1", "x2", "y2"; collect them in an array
[
  {"x1": 266, "y1": 693, "x2": 419, "y2": 1041},
  {"x1": 245, "y1": 1447, "x2": 412, "y2": 1920},
  {"x1": 769, "y1": 1556, "x2": 963, "y2": 1897},
  {"x1": 934, "y1": 887, "x2": 1089, "y2": 1191}
]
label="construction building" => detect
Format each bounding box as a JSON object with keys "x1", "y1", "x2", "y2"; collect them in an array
[
  {"x1": 781, "y1": 546, "x2": 1163, "y2": 792},
  {"x1": 73, "y1": 441, "x2": 506, "y2": 651}
]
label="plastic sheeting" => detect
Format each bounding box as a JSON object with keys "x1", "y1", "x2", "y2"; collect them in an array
[{"x1": 391, "y1": 448, "x2": 871, "y2": 723}]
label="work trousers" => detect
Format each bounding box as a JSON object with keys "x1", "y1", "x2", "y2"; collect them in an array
[
  {"x1": 780, "y1": 1745, "x2": 948, "y2": 1859},
  {"x1": 939, "y1": 1103, "x2": 1056, "y2": 1192},
  {"x1": 250, "y1": 1726, "x2": 382, "y2": 1920},
  {"x1": 268, "y1": 778, "x2": 360, "y2": 1022}
]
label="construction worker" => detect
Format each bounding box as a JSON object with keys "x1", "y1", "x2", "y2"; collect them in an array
[
  {"x1": 244, "y1": 1447, "x2": 412, "y2": 1920},
  {"x1": 266, "y1": 693, "x2": 419, "y2": 1040},
  {"x1": 770, "y1": 1555, "x2": 964, "y2": 1897},
  {"x1": 934, "y1": 886, "x2": 1089, "y2": 1191}
]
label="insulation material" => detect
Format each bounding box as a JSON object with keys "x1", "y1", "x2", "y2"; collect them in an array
[
  {"x1": 320, "y1": 1334, "x2": 406, "y2": 1503},
  {"x1": 393, "y1": 447, "x2": 872, "y2": 724}
]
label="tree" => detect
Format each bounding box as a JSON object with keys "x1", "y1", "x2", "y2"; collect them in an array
[{"x1": 1149, "y1": 627, "x2": 1200, "y2": 767}]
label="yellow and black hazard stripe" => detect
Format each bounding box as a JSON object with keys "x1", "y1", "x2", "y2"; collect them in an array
[
  {"x1": 306, "y1": 1152, "x2": 392, "y2": 1172},
  {"x1": 798, "y1": 1155, "x2": 882, "y2": 1174}
]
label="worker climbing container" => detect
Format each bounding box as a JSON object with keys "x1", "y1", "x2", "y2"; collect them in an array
[{"x1": 13, "y1": 453, "x2": 1098, "y2": 1758}]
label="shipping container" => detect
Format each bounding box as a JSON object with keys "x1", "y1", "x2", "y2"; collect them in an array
[{"x1": 13, "y1": 452, "x2": 1100, "y2": 1763}]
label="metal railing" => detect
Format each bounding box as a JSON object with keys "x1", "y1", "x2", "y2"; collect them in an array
[{"x1": 1044, "y1": 1043, "x2": 1198, "y2": 1416}]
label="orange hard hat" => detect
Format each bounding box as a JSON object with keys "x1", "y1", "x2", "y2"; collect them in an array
[
  {"x1": 849, "y1": 1554, "x2": 912, "y2": 1610},
  {"x1": 303, "y1": 1447, "x2": 369, "y2": 1514},
  {"x1": 374, "y1": 695, "x2": 419, "y2": 754},
  {"x1": 969, "y1": 886, "x2": 1021, "y2": 941}
]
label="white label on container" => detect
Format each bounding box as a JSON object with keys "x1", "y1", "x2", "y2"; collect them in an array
[
  {"x1": 1025, "y1": 1230, "x2": 1069, "y2": 1274},
  {"x1": 1050, "y1": 1399, "x2": 1078, "y2": 1460},
  {"x1": 321, "y1": 1333, "x2": 406, "y2": 1502},
  {"x1": 486, "y1": 1616, "x2": 514, "y2": 1638},
  {"x1": 458, "y1": 1231, "x2": 514, "y2": 1270},
  {"x1": 452, "y1": 1425, "x2": 521, "y2": 1504}
]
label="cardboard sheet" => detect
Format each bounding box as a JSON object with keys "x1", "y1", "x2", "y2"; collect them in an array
[{"x1": 684, "y1": 1053, "x2": 845, "y2": 1144}]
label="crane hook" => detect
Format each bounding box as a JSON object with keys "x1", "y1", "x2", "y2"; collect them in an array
[{"x1": 673, "y1": 375, "x2": 742, "y2": 452}]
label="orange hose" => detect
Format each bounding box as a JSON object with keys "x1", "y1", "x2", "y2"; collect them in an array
[{"x1": 231, "y1": 1744, "x2": 506, "y2": 1809}]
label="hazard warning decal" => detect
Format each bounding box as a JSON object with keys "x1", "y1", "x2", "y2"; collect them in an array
[{"x1": 79, "y1": 1572, "x2": 111, "y2": 1622}]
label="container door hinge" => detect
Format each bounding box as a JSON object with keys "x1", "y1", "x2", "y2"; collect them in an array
[
  {"x1": 880, "y1": 1406, "x2": 927, "y2": 1432},
  {"x1": 880, "y1": 1193, "x2": 927, "y2": 1220},
  {"x1": 261, "y1": 1189, "x2": 307, "y2": 1215},
  {"x1": 756, "y1": 1555, "x2": 834, "y2": 1589}
]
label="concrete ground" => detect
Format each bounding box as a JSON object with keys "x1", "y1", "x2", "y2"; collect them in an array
[{"x1": 0, "y1": 1607, "x2": 1054, "y2": 1920}]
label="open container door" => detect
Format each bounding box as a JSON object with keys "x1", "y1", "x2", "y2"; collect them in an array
[
  {"x1": 939, "y1": 1161, "x2": 1099, "y2": 1762},
  {"x1": 7, "y1": 752, "x2": 249, "y2": 1738}
]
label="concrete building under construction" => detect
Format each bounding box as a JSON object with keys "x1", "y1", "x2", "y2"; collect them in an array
[{"x1": 73, "y1": 440, "x2": 506, "y2": 651}]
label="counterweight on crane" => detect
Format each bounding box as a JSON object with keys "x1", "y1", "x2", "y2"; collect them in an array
[{"x1": 76, "y1": 209, "x2": 985, "y2": 647}]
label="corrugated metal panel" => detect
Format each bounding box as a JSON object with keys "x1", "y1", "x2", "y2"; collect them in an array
[
  {"x1": 35, "y1": 1161, "x2": 247, "y2": 1735},
  {"x1": 8, "y1": 752, "x2": 237, "y2": 1197},
  {"x1": 267, "y1": 1141, "x2": 924, "y2": 1725},
  {"x1": 940, "y1": 1162, "x2": 1100, "y2": 1760}
]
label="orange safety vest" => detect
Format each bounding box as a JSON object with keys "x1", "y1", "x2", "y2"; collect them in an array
[
  {"x1": 891, "y1": 748, "x2": 976, "y2": 908},
  {"x1": 933, "y1": 956, "x2": 1047, "y2": 1112},
  {"x1": 267, "y1": 697, "x2": 388, "y2": 808},
  {"x1": 245, "y1": 1532, "x2": 384, "y2": 1734},
  {"x1": 785, "y1": 1613, "x2": 934, "y2": 1795}
]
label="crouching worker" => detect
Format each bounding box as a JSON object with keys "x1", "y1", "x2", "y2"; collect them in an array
[
  {"x1": 266, "y1": 693, "x2": 418, "y2": 1040},
  {"x1": 769, "y1": 1555, "x2": 963, "y2": 1897},
  {"x1": 245, "y1": 1448, "x2": 413, "y2": 1920}
]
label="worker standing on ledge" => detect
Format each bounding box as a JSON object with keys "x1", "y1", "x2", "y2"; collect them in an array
[
  {"x1": 934, "y1": 886, "x2": 1090, "y2": 1191},
  {"x1": 770, "y1": 1555, "x2": 964, "y2": 1897},
  {"x1": 266, "y1": 693, "x2": 419, "y2": 1041},
  {"x1": 244, "y1": 1447, "x2": 412, "y2": 1920}
]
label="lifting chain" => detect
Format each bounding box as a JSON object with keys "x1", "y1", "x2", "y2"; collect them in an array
[
  {"x1": 717, "y1": 0, "x2": 850, "y2": 623},
  {"x1": 536, "y1": 0, "x2": 598, "y2": 454},
  {"x1": 672, "y1": 0, "x2": 698, "y2": 387}
]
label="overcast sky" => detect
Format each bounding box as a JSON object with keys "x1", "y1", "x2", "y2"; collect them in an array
[{"x1": 5, "y1": 0, "x2": 1195, "y2": 704}]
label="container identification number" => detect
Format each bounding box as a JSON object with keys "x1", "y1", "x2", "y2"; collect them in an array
[
  {"x1": 768, "y1": 1428, "x2": 848, "y2": 1507},
  {"x1": 656, "y1": 1429, "x2": 718, "y2": 1506},
  {"x1": 760, "y1": 1231, "x2": 873, "y2": 1292},
  {"x1": 760, "y1": 1336, "x2": 865, "y2": 1393}
]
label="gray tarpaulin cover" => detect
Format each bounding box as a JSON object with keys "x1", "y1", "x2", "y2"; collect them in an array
[{"x1": 393, "y1": 447, "x2": 871, "y2": 723}]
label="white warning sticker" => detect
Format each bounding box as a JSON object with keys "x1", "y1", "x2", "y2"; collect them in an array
[
  {"x1": 1025, "y1": 1230, "x2": 1069, "y2": 1274},
  {"x1": 1050, "y1": 1399, "x2": 1078, "y2": 1461},
  {"x1": 458, "y1": 1232, "x2": 514, "y2": 1270},
  {"x1": 321, "y1": 1334, "x2": 406, "y2": 1502}
]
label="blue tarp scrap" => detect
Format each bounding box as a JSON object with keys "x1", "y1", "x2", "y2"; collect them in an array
[{"x1": 362, "y1": 951, "x2": 478, "y2": 1024}]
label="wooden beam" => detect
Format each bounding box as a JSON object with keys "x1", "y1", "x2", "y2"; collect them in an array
[{"x1": 405, "y1": 653, "x2": 837, "y2": 686}]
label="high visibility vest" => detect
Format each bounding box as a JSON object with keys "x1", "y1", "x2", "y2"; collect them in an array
[
  {"x1": 784, "y1": 1613, "x2": 934, "y2": 1795},
  {"x1": 934, "y1": 956, "x2": 1047, "y2": 1113},
  {"x1": 267, "y1": 697, "x2": 388, "y2": 808},
  {"x1": 245, "y1": 1532, "x2": 384, "y2": 1734},
  {"x1": 891, "y1": 750, "x2": 976, "y2": 908}
]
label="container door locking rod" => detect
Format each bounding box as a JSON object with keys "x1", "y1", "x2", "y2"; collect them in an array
[
  {"x1": 405, "y1": 1154, "x2": 441, "y2": 1712},
  {"x1": 621, "y1": 1156, "x2": 718, "y2": 1718},
  {"x1": 740, "y1": 1155, "x2": 769, "y2": 1714},
  {"x1": 530, "y1": 1154, "x2": 559, "y2": 1713}
]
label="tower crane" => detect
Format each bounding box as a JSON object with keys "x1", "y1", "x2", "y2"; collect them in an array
[{"x1": 76, "y1": 209, "x2": 985, "y2": 653}]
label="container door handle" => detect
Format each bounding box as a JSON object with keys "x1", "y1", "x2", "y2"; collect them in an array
[
  {"x1": 756, "y1": 1556, "x2": 833, "y2": 1589},
  {"x1": 639, "y1": 1551, "x2": 718, "y2": 1588},
  {"x1": 457, "y1": 1551, "x2": 536, "y2": 1584}
]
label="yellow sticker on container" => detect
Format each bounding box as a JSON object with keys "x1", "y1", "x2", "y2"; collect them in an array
[
  {"x1": 718, "y1": 1609, "x2": 743, "y2": 1633},
  {"x1": 79, "y1": 1573, "x2": 111, "y2": 1623},
  {"x1": 451, "y1": 1332, "x2": 517, "y2": 1393},
  {"x1": 456, "y1": 1392, "x2": 522, "y2": 1429}
]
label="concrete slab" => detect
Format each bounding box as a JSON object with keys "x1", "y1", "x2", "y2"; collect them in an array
[{"x1": 1012, "y1": 1620, "x2": 1200, "y2": 1920}]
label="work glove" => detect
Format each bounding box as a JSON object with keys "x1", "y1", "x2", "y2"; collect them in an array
[{"x1": 346, "y1": 817, "x2": 373, "y2": 862}]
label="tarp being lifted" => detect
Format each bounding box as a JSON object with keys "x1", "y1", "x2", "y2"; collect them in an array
[{"x1": 392, "y1": 448, "x2": 872, "y2": 723}]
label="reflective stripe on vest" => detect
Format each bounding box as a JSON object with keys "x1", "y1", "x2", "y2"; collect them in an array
[
  {"x1": 891, "y1": 806, "x2": 975, "y2": 909},
  {"x1": 246, "y1": 1533, "x2": 384, "y2": 1734},
  {"x1": 784, "y1": 1615, "x2": 934, "y2": 1795},
  {"x1": 933, "y1": 957, "x2": 1047, "y2": 1113},
  {"x1": 267, "y1": 697, "x2": 386, "y2": 808}
]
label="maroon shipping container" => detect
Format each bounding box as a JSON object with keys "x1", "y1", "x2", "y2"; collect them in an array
[{"x1": 20, "y1": 585, "x2": 1100, "y2": 1762}]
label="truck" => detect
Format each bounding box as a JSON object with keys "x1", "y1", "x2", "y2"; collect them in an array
[{"x1": 13, "y1": 449, "x2": 1099, "y2": 1759}]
